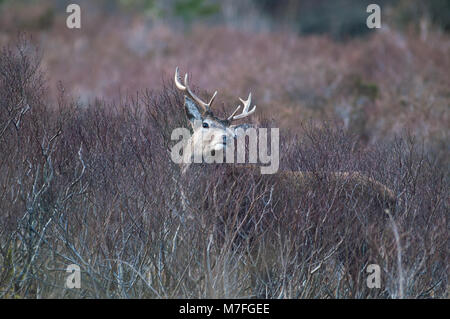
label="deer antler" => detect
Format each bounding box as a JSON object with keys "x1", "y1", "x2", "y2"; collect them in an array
[
  {"x1": 227, "y1": 93, "x2": 256, "y2": 121},
  {"x1": 174, "y1": 67, "x2": 217, "y2": 113}
]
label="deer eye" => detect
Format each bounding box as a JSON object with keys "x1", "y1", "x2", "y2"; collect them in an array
[{"x1": 202, "y1": 122, "x2": 209, "y2": 128}]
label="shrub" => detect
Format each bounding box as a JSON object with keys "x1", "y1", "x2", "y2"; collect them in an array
[{"x1": 0, "y1": 40, "x2": 447, "y2": 298}]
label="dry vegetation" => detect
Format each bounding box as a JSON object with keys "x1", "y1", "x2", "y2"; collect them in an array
[{"x1": 0, "y1": 2, "x2": 448, "y2": 299}]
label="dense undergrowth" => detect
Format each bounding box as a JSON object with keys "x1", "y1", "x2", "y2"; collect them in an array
[{"x1": 0, "y1": 41, "x2": 447, "y2": 298}]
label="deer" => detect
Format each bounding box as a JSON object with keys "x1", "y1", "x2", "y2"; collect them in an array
[
  {"x1": 173, "y1": 66, "x2": 396, "y2": 208},
  {"x1": 171, "y1": 68, "x2": 397, "y2": 294}
]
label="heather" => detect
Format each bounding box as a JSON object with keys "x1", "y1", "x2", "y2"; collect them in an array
[{"x1": 0, "y1": 1, "x2": 448, "y2": 298}]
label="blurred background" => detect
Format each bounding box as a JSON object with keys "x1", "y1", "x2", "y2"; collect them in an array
[{"x1": 0, "y1": 0, "x2": 448, "y2": 151}]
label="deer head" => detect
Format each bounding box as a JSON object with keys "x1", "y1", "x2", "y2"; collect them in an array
[{"x1": 174, "y1": 67, "x2": 256, "y2": 163}]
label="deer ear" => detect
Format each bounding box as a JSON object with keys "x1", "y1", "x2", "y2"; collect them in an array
[{"x1": 184, "y1": 96, "x2": 203, "y2": 125}]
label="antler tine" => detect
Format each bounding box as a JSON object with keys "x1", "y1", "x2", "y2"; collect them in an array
[
  {"x1": 227, "y1": 105, "x2": 241, "y2": 121},
  {"x1": 174, "y1": 67, "x2": 217, "y2": 113},
  {"x1": 174, "y1": 66, "x2": 186, "y2": 90},
  {"x1": 228, "y1": 93, "x2": 256, "y2": 121},
  {"x1": 208, "y1": 90, "x2": 218, "y2": 107}
]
